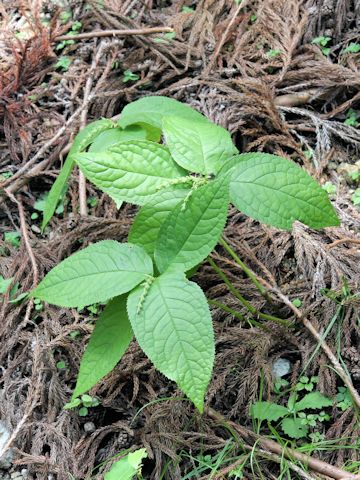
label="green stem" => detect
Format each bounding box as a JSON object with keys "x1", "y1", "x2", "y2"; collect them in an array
[
  {"x1": 208, "y1": 299, "x2": 266, "y2": 329},
  {"x1": 208, "y1": 257, "x2": 291, "y2": 327},
  {"x1": 219, "y1": 237, "x2": 271, "y2": 301},
  {"x1": 208, "y1": 299, "x2": 245, "y2": 322}
]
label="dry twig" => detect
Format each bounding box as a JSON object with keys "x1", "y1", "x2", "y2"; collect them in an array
[{"x1": 54, "y1": 27, "x2": 174, "y2": 42}]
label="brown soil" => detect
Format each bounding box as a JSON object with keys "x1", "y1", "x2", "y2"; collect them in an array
[{"x1": 0, "y1": 0, "x2": 359, "y2": 479}]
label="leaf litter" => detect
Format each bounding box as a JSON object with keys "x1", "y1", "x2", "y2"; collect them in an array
[{"x1": 0, "y1": 0, "x2": 359, "y2": 478}]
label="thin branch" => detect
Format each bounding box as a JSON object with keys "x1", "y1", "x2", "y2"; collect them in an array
[
  {"x1": 206, "y1": 408, "x2": 360, "y2": 480},
  {"x1": 326, "y1": 238, "x2": 360, "y2": 250},
  {"x1": 54, "y1": 27, "x2": 174, "y2": 42}
]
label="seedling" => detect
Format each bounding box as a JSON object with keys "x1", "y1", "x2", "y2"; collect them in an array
[
  {"x1": 0, "y1": 171, "x2": 12, "y2": 180},
  {"x1": 4, "y1": 231, "x2": 21, "y2": 248},
  {"x1": 182, "y1": 6, "x2": 194, "y2": 12},
  {"x1": 64, "y1": 393, "x2": 100, "y2": 417},
  {"x1": 0, "y1": 275, "x2": 12, "y2": 294},
  {"x1": 123, "y1": 70, "x2": 140, "y2": 83},
  {"x1": 336, "y1": 386, "x2": 353, "y2": 411},
  {"x1": 295, "y1": 375, "x2": 318, "y2": 392},
  {"x1": 292, "y1": 298, "x2": 302, "y2": 308},
  {"x1": 251, "y1": 390, "x2": 332, "y2": 439},
  {"x1": 322, "y1": 182, "x2": 337, "y2": 195},
  {"x1": 55, "y1": 56, "x2": 72, "y2": 71},
  {"x1": 351, "y1": 188, "x2": 360, "y2": 205},
  {"x1": 56, "y1": 360, "x2": 67, "y2": 370},
  {"x1": 344, "y1": 108, "x2": 359, "y2": 127},
  {"x1": 343, "y1": 43, "x2": 360, "y2": 54},
  {"x1": 154, "y1": 31, "x2": 176, "y2": 44},
  {"x1": 266, "y1": 49, "x2": 281, "y2": 58},
  {"x1": 311, "y1": 36, "x2": 331, "y2": 56},
  {"x1": 34, "y1": 96, "x2": 339, "y2": 412}
]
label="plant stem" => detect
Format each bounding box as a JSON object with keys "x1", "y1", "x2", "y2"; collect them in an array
[
  {"x1": 208, "y1": 299, "x2": 245, "y2": 322},
  {"x1": 208, "y1": 257, "x2": 290, "y2": 327},
  {"x1": 219, "y1": 237, "x2": 271, "y2": 301}
]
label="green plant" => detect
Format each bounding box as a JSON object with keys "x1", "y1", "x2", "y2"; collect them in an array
[
  {"x1": 266, "y1": 49, "x2": 281, "y2": 58},
  {"x1": 322, "y1": 181, "x2": 337, "y2": 195},
  {"x1": 0, "y1": 275, "x2": 12, "y2": 295},
  {"x1": 154, "y1": 31, "x2": 176, "y2": 44},
  {"x1": 351, "y1": 188, "x2": 360, "y2": 205},
  {"x1": 311, "y1": 36, "x2": 331, "y2": 56},
  {"x1": 182, "y1": 6, "x2": 195, "y2": 12},
  {"x1": 64, "y1": 393, "x2": 100, "y2": 416},
  {"x1": 251, "y1": 391, "x2": 332, "y2": 439},
  {"x1": 34, "y1": 96, "x2": 339, "y2": 412},
  {"x1": 336, "y1": 387, "x2": 353, "y2": 411},
  {"x1": 55, "y1": 56, "x2": 72, "y2": 71},
  {"x1": 104, "y1": 448, "x2": 147, "y2": 480},
  {"x1": 295, "y1": 375, "x2": 318, "y2": 392},
  {"x1": 123, "y1": 70, "x2": 140, "y2": 83},
  {"x1": 343, "y1": 43, "x2": 360, "y2": 54},
  {"x1": 344, "y1": 108, "x2": 359, "y2": 127},
  {"x1": 4, "y1": 231, "x2": 21, "y2": 248}
]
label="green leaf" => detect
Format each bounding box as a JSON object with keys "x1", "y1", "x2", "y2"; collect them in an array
[
  {"x1": 75, "y1": 141, "x2": 186, "y2": 206},
  {"x1": 0, "y1": 275, "x2": 13, "y2": 294},
  {"x1": 118, "y1": 96, "x2": 207, "y2": 140},
  {"x1": 88, "y1": 125, "x2": 149, "y2": 153},
  {"x1": 42, "y1": 119, "x2": 115, "y2": 230},
  {"x1": 72, "y1": 295, "x2": 133, "y2": 399},
  {"x1": 251, "y1": 401, "x2": 289, "y2": 421},
  {"x1": 229, "y1": 153, "x2": 340, "y2": 229},
  {"x1": 163, "y1": 116, "x2": 237, "y2": 174},
  {"x1": 127, "y1": 272, "x2": 214, "y2": 412},
  {"x1": 155, "y1": 176, "x2": 229, "y2": 273},
  {"x1": 33, "y1": 241, "x2": 153, "y2": 307},
  {"x1": 128, "y1": 188, "x2": 189, "y2": 255},
  {"x1": 105, "y1": 448, "x2": 148, "y2": 480},
  {"x1": 294, "y1": 392, "x2": 333, "y2": 412},
  {"x1": 281, "y1": 417, "x2": 309, "y2": 439}
]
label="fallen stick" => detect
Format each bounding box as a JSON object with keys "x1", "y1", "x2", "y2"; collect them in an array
[
  {"x1": 207, "y1": 408, "x2": 360, "y2": 480},
  {"x1": 54, "y1": 27, "x2": 174, "y2": 42}
]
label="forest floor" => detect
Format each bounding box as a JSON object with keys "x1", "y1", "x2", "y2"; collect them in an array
[{"x1": 0, "y1": 0, "x2": 360, "y2": 479}]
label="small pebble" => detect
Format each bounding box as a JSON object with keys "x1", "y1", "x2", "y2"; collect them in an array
[
  {"x1": 272, "y1": 357, "x2": 291, "y2": 378},
  {"x1": 84, "y1": 422, "x2": 96, "y2": 433},
  {"x1": 31, "y1": 225, "x2": 41, "y2": 234}
]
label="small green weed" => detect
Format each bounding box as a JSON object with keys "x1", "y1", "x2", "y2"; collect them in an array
[
  {"x1": 251, "y1": 389, "x2": 332, "y2": 439},
  {"x1": 154, "y1": 31, "x2": 176, "y2": 44},
  {"x1": 55, "y1": 56, "x2": 72, "y2": 71},
  {"x1": 4, "y1": 231, "x2": 21, "y2": 248},
  {"x1": 322, "y1": 181, "x2": 337, "y2": 195},
  {"x1": 311, "y1": 36, "x2": 331, "y2": 55},
  {"x1": 343, "y1": 43, "x2": 360, "y2": 54},
  {"x1": 266, "y1": 49, "x2": 281, "y2": 58},
  {"x1": 64, "y1": 393, "x2": 100, "y2": 416},
  {"x1": 344, "y1": 108, "x2": 359, "y2": 127},
  {"x1": 351, "y1": 188, "x2": 360, "y2": 205},
  {"x1": 123, "y1": 70, "x2": 140, "y2": 83}
]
